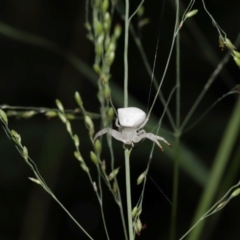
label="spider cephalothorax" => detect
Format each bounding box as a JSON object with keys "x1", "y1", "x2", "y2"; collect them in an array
[{"x1": 94, "y1": 107, "x2": 171, "y2": 151}]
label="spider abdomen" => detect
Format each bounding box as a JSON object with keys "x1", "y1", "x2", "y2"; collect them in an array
[{"x1": 118, "y1": 107, "x2": 146, "y2": 128}]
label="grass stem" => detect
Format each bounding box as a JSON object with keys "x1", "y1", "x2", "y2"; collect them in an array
[
  {"x1": 124, "y1": 0, "x2": 130, "y2": 108},
  {"x1": 125, "y1": 149, "x2": 133, "y2": 240},
  {"x1": 187, "y1": 98, "x2": 240, "y2": 240},
  {"x1": 170, "y1": 133, "x2": 180, "y2": 240}
]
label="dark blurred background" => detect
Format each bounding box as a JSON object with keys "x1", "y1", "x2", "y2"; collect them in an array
[{"x1": 0, "y1": 0, "x2": 240, "y2": 240}]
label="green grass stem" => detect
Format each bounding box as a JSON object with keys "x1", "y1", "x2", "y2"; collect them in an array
[
  {"x1": 125, "y1": 149, "x2": 133, "y2": 240},
  {"x1": 187, "y1": 97, "x2": 240, "y2": 240}
]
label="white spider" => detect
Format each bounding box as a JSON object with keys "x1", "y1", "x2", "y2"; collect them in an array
[{"x1": 94, "y1": 107, "x2": 171, "y2": 151}]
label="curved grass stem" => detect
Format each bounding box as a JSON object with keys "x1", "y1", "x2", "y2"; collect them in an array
[{"x1": 180, "y1": 180, "x2": 240, "y2": 240}]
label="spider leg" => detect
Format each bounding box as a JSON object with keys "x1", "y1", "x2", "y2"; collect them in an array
[
  {"x1": 115, "y1": 118, "x2": 121, "y2": 128},
  {"x1": 137, "y1": 129, "x2": 146, "y2": 136},
  {"x1": 110, "y1": 129, "x2": 124, "y2": 142},
  {"x1": 94, "y1": 128, "x2": 124, "y2": 143},
  {"x1": 94, "y1": 128, "x2": 108, "y2": 141},
  {"x1": 155, "y1": 135, "x2": 171, "y2": 149},
  {"x1": 135, "y1": 132, "x2": 171, "y2": 151},
  {"x1": 115, "y1": 118, "x2": 124, "y2": 132}
]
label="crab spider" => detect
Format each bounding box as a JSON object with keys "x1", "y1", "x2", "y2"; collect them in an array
[{"x1": 94, "y1": 107, "x2": 171, "y2": 151}]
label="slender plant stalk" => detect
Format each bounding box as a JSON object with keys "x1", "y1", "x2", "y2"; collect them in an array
[
  {"x1": 50, "y1": 194, "x2": 94, "y2": 240},
  {"x1": 107, "y1": 135, "x2": 128, "y2": 240},
  {"x1": 4, "y1": 139, "x2": 94, "y2": 240},
  {"x1": 129, "y1": 25, "x2": 176, "y2": 131},
  {"x1": 0, "y1": 114, "x2": 94, "y2": 240},
  {"x1": 96, "y1": 164, "x2": 110, "y2": 240},
  {"x1": 221, "y1": 144, "x2": 240, "y2": 194},
  {"x1": 124, "y1": 0, "x2": 130, "y2": 108},
  {"x1": 129, "y1": 0, "x2": 144, "y2": 23},
  {"x1": 170, "y1": 134, "x2": 180, "y2": 240},
  {"x1": 187, "y1": 98, "x2": 240, "y2": 240},
  {"x1": 170, "y1": 0, "x2": 180, "y2": 239},
  {"x1": 180, "y1": 180, "x2": 240, "y2": 240},
  {"x1": 147, "y1": 4, "x2": 181, "y2": 118},
  {"x1": 125, "y1": 149, "x2": 133, "y2": 240},
  {"x1": 123, "y1": 1, "x2": 133, "y2": 239},
  {"x1": 180, "y1": 53, "x2": 231, "y2": 132},
  {"x1": 39, "y1": 176, "x2": 93, "y2": 240},
  {"x1": 175, "y1": 10, "x2": 181, "y2": 129}
]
